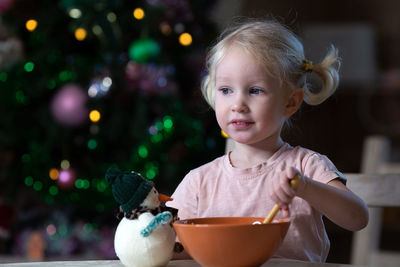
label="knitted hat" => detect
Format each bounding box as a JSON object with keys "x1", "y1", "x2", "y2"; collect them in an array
[{"x1": 105, "y1": 167, "x2": 154, "y2": 213}]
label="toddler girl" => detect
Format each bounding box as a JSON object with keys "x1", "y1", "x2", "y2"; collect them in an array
[{"x1": 168, "y1": 19, "x2": 368, "y2": 262}]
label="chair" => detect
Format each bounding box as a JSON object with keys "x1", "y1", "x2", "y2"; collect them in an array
[{"x1": 346, "y1": 135, "x2": 400, "y2": 267}]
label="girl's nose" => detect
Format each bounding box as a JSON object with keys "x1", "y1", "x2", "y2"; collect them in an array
[{"x1": 231, "y1": 96, "x2": 249, "y2": 113}]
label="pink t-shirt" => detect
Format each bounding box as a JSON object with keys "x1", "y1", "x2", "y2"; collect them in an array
[{"x1": 167, "y1": 143, "x2": 345, "y2": 262}]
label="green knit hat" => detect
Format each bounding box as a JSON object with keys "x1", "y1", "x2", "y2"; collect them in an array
[{"x1": 105, "y1": 167, "x2": 154, "y2": 213}]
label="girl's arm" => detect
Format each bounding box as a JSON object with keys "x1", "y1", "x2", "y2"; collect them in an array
[
  {"x1": 297, "y1": 177, "x2": 369, "y2": 231},
  {"x1": 269, "y1": 167, "x2": 369, "y2": 231}
]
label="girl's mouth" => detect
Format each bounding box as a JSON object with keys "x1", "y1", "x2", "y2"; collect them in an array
[{"x1": 231, "y1": 120, "x2": 253, "y2": 129}]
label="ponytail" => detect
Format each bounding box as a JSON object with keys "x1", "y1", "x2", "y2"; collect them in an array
[{"x1": 302, "y1": 45, "x2": 341, "y2": 105}]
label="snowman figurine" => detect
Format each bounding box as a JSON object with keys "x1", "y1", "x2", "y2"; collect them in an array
[{"x1": 106, "y1": 168, "x2": 176, "y2": 267}]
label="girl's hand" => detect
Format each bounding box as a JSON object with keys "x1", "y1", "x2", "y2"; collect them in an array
[{"x1": 268, "y1": 167, "x2": 307, "y2": 218}]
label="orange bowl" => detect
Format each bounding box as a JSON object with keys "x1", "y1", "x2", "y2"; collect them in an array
[{"x1": 173, "y1": 217, "x2": 290, "y2": 267}]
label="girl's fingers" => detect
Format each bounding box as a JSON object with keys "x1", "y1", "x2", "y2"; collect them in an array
[
  {"x1": 267, "y1": 167, "x2": 308, "y2": 219},
  {"x1": 280, "y1": 205, "x2": 290, "y2": 218},
  {"x1": 271, "y1": 173, "x2": 294, "y2": 206},
  {"x1": 279, "y1": 172, "x2": 296, "y2": 198},
  {"x1": 287, "y1": 166, "x2": 306, "y2": 194},
  {"x1": 287, "y1": 166, "x2": 300, "y2": 178},
  {"x1": 268, "y1": 168, "x2": 305, "y2": 209}
]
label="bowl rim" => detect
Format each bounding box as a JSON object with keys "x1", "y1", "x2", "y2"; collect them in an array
[{"x1": 173, "y1": 217, "x2": 290, "y2": 228}]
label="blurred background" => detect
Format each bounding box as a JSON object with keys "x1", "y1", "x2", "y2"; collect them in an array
[{"x1": 0, "y1": 0, "x2": 399, "y2": 264}]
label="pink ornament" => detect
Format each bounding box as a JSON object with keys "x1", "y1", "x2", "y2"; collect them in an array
[
  {"x1": 57, "y1": 169, "x2": 76, "y2": 189},
  {"x1": 0, "y1": 0, "x2": 15, "y2": 14},
  {"x1": 50, "y1": 84, "x2": 88, "y2": 127}
]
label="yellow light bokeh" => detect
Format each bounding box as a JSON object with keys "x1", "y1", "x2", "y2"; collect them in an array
[
  {"x1": 26, "y1": 19, "x2": 38, "y2": 32},
  {"x1": 133, "y1": 8, "x2": 145, "y2": 20},
  {"x1": 89, "y1": 110, "x2": 101, "y2": 123},
  {"x1": 221, "y1": 129, "x2": 229, "y2": 138},
  {"x1": 49, "y1": 168, "x2": 59, "y2": 180},
  {"x1": 75, "y1": 28, "x2": 87, "y2": 41},
  {"x1": 179, "y1": 32, "x2": 192, "y2": 46}
]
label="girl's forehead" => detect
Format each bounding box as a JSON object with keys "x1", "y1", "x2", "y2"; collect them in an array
[
  {"x1": 217, "y1": 45, "x2": 255, "y2": 66},
  {"x1": 219, "y1": 43, "x2": 283, "y2": 83},
  {"x1": 222, "y1": 44, "x2": 270, "y2": 67},
  {"x1": 216, "y1": 46, "x2": 267, "y2": 73}
]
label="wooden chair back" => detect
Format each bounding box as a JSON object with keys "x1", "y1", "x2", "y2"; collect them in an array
[{"x1": 347, "y1": 136, "x2": 400, "y2": 267}]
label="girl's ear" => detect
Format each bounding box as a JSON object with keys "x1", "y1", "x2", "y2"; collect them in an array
[{"x1": 284, "y1": 88, "x2": 304, "y2": 117}]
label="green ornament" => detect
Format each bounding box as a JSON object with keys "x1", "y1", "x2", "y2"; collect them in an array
[{"x1": 128, "y1": 38, "x2": 160, "y2": 63}]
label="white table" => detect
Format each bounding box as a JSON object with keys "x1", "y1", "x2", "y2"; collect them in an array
[{"x1": 0, "y1": 259, "x2": 366, "y2": 267}]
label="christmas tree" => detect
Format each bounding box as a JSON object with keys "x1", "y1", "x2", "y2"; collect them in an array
[{"x1": 0, "y1": 0, "x2": 223, "y2": 258}]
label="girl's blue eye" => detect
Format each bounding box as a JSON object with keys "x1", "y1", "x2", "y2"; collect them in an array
[
  {"x1": 219, "y1": 87, "x2": 232, "y2": 94},
  {"x1": 249, "y1": 88, "x2": 263, "y2": 94}
]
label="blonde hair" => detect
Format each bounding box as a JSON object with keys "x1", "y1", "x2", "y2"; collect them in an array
[{"x1": 201, "y1": 19, "x2": 341, "y2": 108}]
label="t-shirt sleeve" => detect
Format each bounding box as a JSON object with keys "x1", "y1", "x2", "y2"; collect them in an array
[
  {"x1": 166, "y1": 170, "x2": 199, "y2": 220},
  {"x1": 302, "y1": 152, "x2": 346, "y2": 185}
]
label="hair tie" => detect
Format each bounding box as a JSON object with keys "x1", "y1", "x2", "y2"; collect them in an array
[{"x1": 302, "y1": 59, "x2": 313, "y2": 73}]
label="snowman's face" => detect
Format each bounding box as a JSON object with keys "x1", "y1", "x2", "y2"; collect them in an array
[{"x1": 140, "y1": 187, "x2": 160, "y2": 209}]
